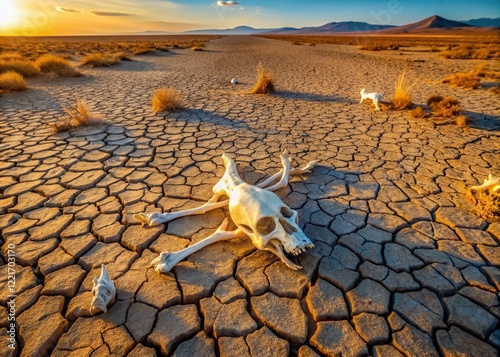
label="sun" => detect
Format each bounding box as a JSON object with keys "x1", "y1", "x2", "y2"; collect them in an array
[{"x1": 0, "y1": 0, "x2": 18, "y2": 27}]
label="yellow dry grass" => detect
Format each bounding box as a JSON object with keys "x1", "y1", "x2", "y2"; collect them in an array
[
  {"x1": 191, "y1": 46, "x2": 203, "y2": 51},
  {"x1": 0, "y1": 71, "x2": 27, "y2": 92},
  {"x1": 455, "y1": 114, "x2": 469, "y2": 127},
  {"x1": 409, "y1": 106, "x2": 427, "y2": 118},
  {"x1": 430, "y1": 96, "x2": 461, "y2": 118},
  {"x1": 0, "y1": 60, "x2": 40, "y2": 77},
  {"x1": 53, "y1": 99, "x2": 103, "y2": 132},
  {"x1": 390, "y1": 68, "x2": 416, "y2": 110},
  {"x1": 443, "y1": 72, "x2": 480, "y2": 89},
  {"x1": 35, "y1": 54, "x2": 81, "y2": 77},
  {"x1": 151, "y1": 87, "x2": 182, "y2": 113},
  {"x1": 250, "y1": 63, "x2": 275, "y2": 94},
  {"x1": 82, "y1": 53, "x2": 121, "y2": 67}
]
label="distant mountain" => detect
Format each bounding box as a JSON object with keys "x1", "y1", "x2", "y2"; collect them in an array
[
  {"x1": 266, "y1": 21, "x2": 394, "y2": 35},
  {"x1": 461, "y1": 17, "x2": 500, "y2": 27},
  {"x1": 376, "y1": 15, "x2": 471, "y2": 33},
  {"x1": 183, "y1": 25, "x2": 295, "y2": 35}
]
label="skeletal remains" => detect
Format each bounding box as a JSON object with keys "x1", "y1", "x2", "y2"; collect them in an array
[
  {"x1": 90, "y1": 264, "x2": 116, "y2": 314},
  {"x1": 134, "y1": 150, "x2": 317, "y2": 272}
]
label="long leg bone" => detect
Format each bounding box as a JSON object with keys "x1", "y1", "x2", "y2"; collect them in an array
[
  {"x1": 264, "y1": 150, "x2": 292, "y2": 192},
  {"x1": 134, "y1": 152, "x2": 317, "y2": 227},
  {"x1": 151, "y1": 218, "x2": 245, "y2": 273}
]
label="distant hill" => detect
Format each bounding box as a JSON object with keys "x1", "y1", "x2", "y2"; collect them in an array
[
  {"x1": 266, "y1": 21, "x2": 394, "y2": 35},
  {"x1": 183, "y1": 25, "x2": 296, "y2": 35},
  {"x1": 461, "y1": 17, "x2": 500, "y2": 27},
  {"x1": 376, "y1": 15, "x2": 471, "y2": 33},
  {"x1": 127, "y1": 16, "x2": 499, "y2": 36}
]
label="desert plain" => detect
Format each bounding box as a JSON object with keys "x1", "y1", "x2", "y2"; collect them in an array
[{"x1": 0, "y1": 34, "x2": 499, "y2": 356}]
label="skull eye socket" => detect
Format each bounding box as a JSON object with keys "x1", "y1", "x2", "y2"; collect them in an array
[
  {"x1": 256, "y1": 217, "x2": 276, "y2": 235},
  {"x1": 280, "y1": 206, "x2": 294, "y2": 218}
]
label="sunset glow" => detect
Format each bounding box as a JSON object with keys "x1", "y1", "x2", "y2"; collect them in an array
[{"x1": 0, "y1": 0, "x2": 18, "y2": 27}]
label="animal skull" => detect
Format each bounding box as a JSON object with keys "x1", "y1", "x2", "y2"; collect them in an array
[
  {"x1": 137, "y1": 151, "x2": 317, "y2": 272},
  {"x1": 90, "y1": 264, "x2": 116, "y2": 314}
]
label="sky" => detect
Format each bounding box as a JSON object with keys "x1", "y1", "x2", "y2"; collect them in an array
[{"x1": 0, "y1": 0, "x2": 499, "y2": 36}]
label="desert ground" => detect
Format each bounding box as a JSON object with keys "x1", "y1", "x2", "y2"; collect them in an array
[{"x1": 0, "y1": 35, "x2": 499, "y2": 356}]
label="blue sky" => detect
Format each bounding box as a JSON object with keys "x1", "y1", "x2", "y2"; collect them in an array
[{"x1": 4, "y1": 0, "x2": 500, "y2": 35}]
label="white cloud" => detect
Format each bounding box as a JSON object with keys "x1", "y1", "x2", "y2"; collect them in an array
[{"x1": 217, "y1": 1, "x2": 240, "y2": 6}]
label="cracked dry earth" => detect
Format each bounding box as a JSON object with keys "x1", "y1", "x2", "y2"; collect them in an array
[{"x1": 0, "y1": 35, "x2": 499, "y2": 357}]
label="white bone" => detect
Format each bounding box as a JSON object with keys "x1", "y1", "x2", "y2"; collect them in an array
[
  {"x1": 151, "y1": 218, "x2": 245, "y2": 273},
  {"x1": 144, "y1": 151, "x2": 316, "y2": 272},
  {"x1": 134, "y1": 154, "x2": 317, "y2": 227},
  {"x1": 471, "y1": 174, "x2": 500, "y2": 193},
  {"x1": 90, "y1": 264, "x2": 116, "y2": 314},
  {"x1": 360, "y1": 88, "x2": 382, "y2": 111}
]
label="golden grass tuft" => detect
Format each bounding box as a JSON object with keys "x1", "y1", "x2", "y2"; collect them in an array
[
  {"x1": 35, "y1": 54, "x2": 81, "y2": 77},
  {"x1": 430, "y1": 96, "x2": 461, "y2": 118},
  {"x1": 53, "y1": 99, "x2": 102, "y2": 132},
  {"x1": 151, "y1": 87, "x2": 182, "y2": 113},
  {"x1": 409, "y1": 106, "x2": 427, "y2": 118},
  {"x1": 82, "y1": 53, "x2": 121, "y2": 67},
  {"x1": 0, "y1": 60, "x2": 40, "y2": 77},
  {"x1": 250, "y1": 62, "x2": 275, "y2": 94},
  {"x1": 426, "y1": 95, "x2": 444, "y2": 106},
  {"x1": 390, "y1": 67, "x2": 416, "y2": 110},
  {"x1": 191, "y1": 46, "x2": 203, "y2": 51},
  {"x1": 0, "y1": 52, "x2": 25, "y2": 61},
  {"x1": 0, "y1": 71, "x2": 27, "y2": 92},
  {"x1": 443, "y1": 72, "x2": 480, "y2": 89}
]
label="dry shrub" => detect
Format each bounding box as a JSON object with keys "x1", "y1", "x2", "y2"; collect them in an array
[
  {"x1": 54, "y1": 99, "x2": 102, "y2": 132},
  {"x1": 443, "y1": 72, "x2": 480, "y2": 89},
  {"x1": 430, "y1": 96, "x2": 461, "y2": 118},
  {"x1": 0, "y1": 60, "x2": 40, "y2": 77},
  {"x1": 0, "y1": 71, "x2": 27, "y2": 92},
  {"x1": 35, "y1": 54, "x2": 81, "y2": 77},
  {"x1": 191, "y1": 46, "x2": 203, "y2": 51},
  {"x1": 0, "y1": 52, "x2": 25, "y2": 61},
  {"x1": 292, "y1": 41, "x2": 303, "y2": 45},
  {"x1": 426, "y1": 95, "x2": 444, "y2": 106},
  {"x1": 151, "y1": 87, "x2": 182, "y2": 113},
  {"x1": 410, "y1": 106, "x2": 427, "y2": 118},
  {"x1": 455, "y1": 114, "x2": 469, "y2": 127},
  {"x1": 114, "y1": 52, "x2": 132, "y2": 61},
  {"x1": 250, "y1": 63, "x2": 275, "y2": 94},
  {"x1": 82, "y1": 53, "x2": 120, "y2": 67},
  {"x1": 309, "y1": 43, "x2": 316, "y2": 46},
  {"x1": 133, "y1": 47, "x2": 156, "y2": 55},
  {"x1": 390, "y1": 67, "x2": 416, "y2": 109}
]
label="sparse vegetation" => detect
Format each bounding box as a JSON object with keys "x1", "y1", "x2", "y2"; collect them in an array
[
  {"x1": 390, "y1": 67, "x2": 416, "y2": 110},
  {"x1": 410, "y1": 106, "x2": 427, "y2": 118},
  {"x1": 443, "y1": 65, "x2": 500, "y2": 90},
  {"x1": 360, "y1": 43, "x2": 399, "y2": 51},
  {"x1": 0, "y1": 59, "x2": 40, "y2": 77},
  {"x1": 54, "y1": 99, "x2": 102, "y2": 132},
  {"x1": 250, "y1": 62, "x2": 275, "y2": 94},
  {"x1": 82, "y1": 53, "x2": 121, "y2": 67},
  {"x1": 132, "y1": 47, "x2": 156, "y2": 55},
  {"x1": 426, "y1": 95, "x2": 444, "y2": 106},
  {"x1": 191, "y1": 46, "x2": 203, "y2": 51},
  {"x1": 35, "y1": 54, "x2": 81, "y2": 77},
  {"x1": 151, "y1": 87, "x2": 182, "y2": 113},
  {"x1": 443, "y1": 72, "x2": 480, "y2": 89},
  {"x1": 440, "y1": 44, "x2": 500, "y2": 60},
  {"x1": 429, "y1": 96, "x2": 461, "y2": 118},
  {"x1": 0, "y1": 71, "x2": 27, "y2": 92}
]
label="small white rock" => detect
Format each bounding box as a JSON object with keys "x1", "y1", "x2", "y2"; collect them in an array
[{"x1": 231, "y1": 78, "x2": 238, "y2": 84}]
